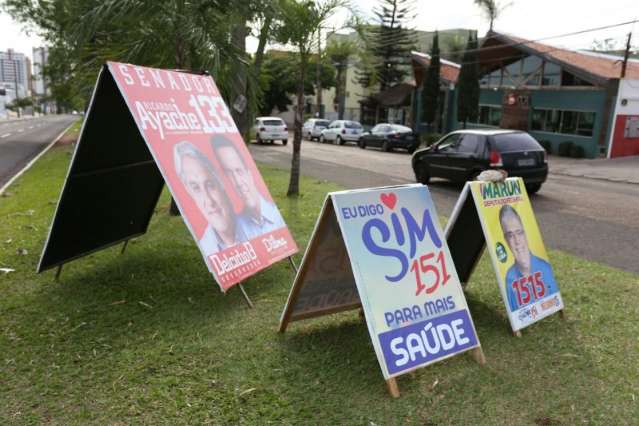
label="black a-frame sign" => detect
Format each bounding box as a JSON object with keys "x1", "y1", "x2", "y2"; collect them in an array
[{"x1": 38, "y1": 65, "x2": 164, "y2": 272}]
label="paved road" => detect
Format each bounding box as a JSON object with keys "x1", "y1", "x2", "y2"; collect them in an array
[
  {"x1": 249, "y1": 140, "x2": 639, "y2": 274},
  {"x1": 0, "y1": 115, "x2": 78, "y2": 188}
]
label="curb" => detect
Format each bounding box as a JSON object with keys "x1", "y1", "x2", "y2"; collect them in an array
[
  {"x1": 0, "y1": 121, "x2": 76, "y2": 196},
  {"x1": 550, "y1": 170, "x2": 639, "y2": 185}
]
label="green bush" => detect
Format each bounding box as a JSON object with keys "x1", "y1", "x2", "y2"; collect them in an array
[
  {"x1": 539, "y1": 140, "x2": 552, "y2": 154},
  {"x1": 570, "y1": 144, "x2": 586, "y2": 158},
  {"x1": 558, "y1": 141, "x2": 574, "y2": 157}
]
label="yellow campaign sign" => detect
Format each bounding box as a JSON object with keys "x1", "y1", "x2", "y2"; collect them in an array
[{"x1": 470, "y1": 177, "x2": 563, "y2": 331}]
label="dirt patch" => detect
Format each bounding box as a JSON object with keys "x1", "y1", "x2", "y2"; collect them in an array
[{"x1": 56, "y1": 132, "x2": 78, "y2": 145}]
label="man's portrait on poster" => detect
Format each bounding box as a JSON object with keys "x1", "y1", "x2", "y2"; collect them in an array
[
  {"x1": 173, "y1": 141, "x2": 249, "y2": 257},
  {"x1": 211, "y1": 135, "x2": 285, "y2": 237},
  {"x1": 499, "y1": 204, "x2": 558, "y2": 311}
]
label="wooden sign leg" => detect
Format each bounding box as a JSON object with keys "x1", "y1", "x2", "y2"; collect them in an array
[
  {"x1": 120, "y1": 239, "x2": 129, "y2": 254},
  {"x1": 237, "y1": 283, "x2": 254, "y2": 309},
  {"x1": 471, "y1": 347, "x2": 486, "y2": 365},
  {"x1": 558, "y1": 309, "x2": 566, "y2": 320},
  {"x1": 513, "y1": 330, "x2": 522, "y2": 338},
  {"x1": 386, "y1": 378, "x2": 400, "y2": 398},
  {"x1": 54, "y1": 265, "x2": 63, "y2": 282}
]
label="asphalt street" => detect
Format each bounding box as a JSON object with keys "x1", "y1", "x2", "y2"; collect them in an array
[
  {"x1": 249, "y1": 139, "x2": 639, "y2": 275},
  {"x1": 0, "y1": 115, "x2": 78, "y2": 189}
]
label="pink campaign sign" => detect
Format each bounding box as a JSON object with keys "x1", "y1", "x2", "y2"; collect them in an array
[{"x1": 107, "y1": 62, "x2": 297, "y2": 291}]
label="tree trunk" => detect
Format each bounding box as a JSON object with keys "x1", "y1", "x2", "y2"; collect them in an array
[
  {"x1": 287, "y1": 56, "x2": 306, "y2": 197},
  {"x1": 337, "y1": 63, "x2": 346, "y2": 119}
]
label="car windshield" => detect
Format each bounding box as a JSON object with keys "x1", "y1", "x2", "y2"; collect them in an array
[
  {"x1": 344, "y1": 121, "x2": 362, "y2": 129},
  {"x1": 492, "y1": 133, "x2": 542, "y2": 152},
  {"x1": 391, "y1": 125, "x2": 412, "y2": 132},
  {"x1": 263, "y1": 119, "x2": 284, "y2": 126},
  {"x1": 315, "y1": 120, "x2": 330, "y2": 127}
]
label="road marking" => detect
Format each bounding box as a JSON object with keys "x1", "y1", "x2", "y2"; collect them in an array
[
  {"x1": 28, "y1": 126, "x2": 34, "y2": 129},
  {"x1": 1, "y1": 133, "x2": 11, "y2": 138}
]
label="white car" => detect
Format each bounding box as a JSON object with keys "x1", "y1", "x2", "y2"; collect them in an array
[
  {"x1": 319, "y1": 120, "x2": 364, "y2": 145},
  {"x1": 302, "y1": 118, "x2": 331, "y2": 141},
  {"x1": 254, "y1": 117, "x2": 288, "y2": 145}
]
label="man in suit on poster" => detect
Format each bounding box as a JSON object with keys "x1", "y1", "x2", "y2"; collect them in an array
[
  {"x1": 211, "y1": 136, "x2": 285, "y2": 238},
  {"x1": 499, "y1": 205, "x2": 558, "y2": 311}
]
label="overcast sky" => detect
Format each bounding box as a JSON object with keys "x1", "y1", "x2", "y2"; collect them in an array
[{"x1": 1, "y1": 0, "x2": 637, "y2": 58}]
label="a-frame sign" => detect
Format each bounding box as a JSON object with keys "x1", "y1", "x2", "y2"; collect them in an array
[
  {"x1": 280, "y1": 185, "x2": 485, "y2": 397},
  {"x1": 38, "y1": 62, "x2": 297, "y2": 295},
  {"x1": 445, "y1": 177, "x2": 564, "y2": 335}
]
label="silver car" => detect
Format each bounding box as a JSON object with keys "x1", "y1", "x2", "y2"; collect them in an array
[
  {"x1": 319, "y1": 120, "x2": 364, "y2": 145},
  {"x1": 303, "y1": 118, "x2": 331, "y2": 141},
  {"x1": 254, "y1": 117, "x2": 288, "y2": 145}
]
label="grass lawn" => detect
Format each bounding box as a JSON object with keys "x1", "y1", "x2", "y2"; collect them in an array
[{"x1": 1, "y1": 143, "x2": 638, "y2": 425}]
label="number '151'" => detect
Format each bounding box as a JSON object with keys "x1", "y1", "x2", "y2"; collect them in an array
[{"x1": 410, "y1": 250, "x2": 451, "y2": 296}]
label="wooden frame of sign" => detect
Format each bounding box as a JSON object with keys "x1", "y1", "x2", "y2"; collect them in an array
[
  {"x1": 280, "y1": 185, "x2": 485, "y2": 398},
  {"x1": 444, "y1": 177, "x2": 565, "y2": 336}
]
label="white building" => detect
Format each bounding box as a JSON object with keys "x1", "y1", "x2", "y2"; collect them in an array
[{"x1": 0, "y1": 49, "x2": 30, "y2": 100}]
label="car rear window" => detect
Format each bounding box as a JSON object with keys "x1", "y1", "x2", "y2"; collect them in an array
[
  {"x1": 492, "y1": 133, "x2": 542, "y2": 152},
  {"x1": 315, "y1": 120, "x2": 330, "y2": 127},
  {"x1": 344, "y1": 121, "x2": 362, "y2": 129},
  {"x1": 263, "y1": 119, "x2": 284, "y2": 126}
]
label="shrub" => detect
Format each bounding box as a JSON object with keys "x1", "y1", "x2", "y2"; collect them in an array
[
  {"x1": 539, "y1": 140, "x2": 552, "y2": 154},
  {"x1": 570, "y1": 144, "x2": 586, "y2": 158},
  {"x1": 558, "y1": 141, "x2": 574, "y2": 157}
]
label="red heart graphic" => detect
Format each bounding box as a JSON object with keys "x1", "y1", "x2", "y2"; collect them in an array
[{"x1": 380, "y1": 193, "x2": 397, "y2": 210}]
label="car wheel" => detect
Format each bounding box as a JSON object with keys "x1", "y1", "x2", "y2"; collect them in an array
[
  {"x1": 282, "y1": 139, "x2": 288, "y2": 146},
  {"x1": 407, "y1": 146, "x2": 417, "y2": 154},
  {"x1": 468, "y1": 170, "x2": 482, "y2": 182},
  {"x1": 256, "y1": 136, "x2": 263, "y2": 144},
  {"x1": 414, "y1": 162, "x2": 430, "y2": 184},
  {"x1": 338, "y1": 136, "x2": 346, "y2": 145},
  {"x1": 526, "y1": 183, "x2": 542, "y2": 194},
  {"x1": 382, "y1": 140, "x2": 391, "y2": 152},
  {"x1": 359, "y1": 139, "x2": 366, "y2": 149},
  {"x1": 319, "y1": 135, "x2": 325, "y2": 143},
  {"x1": 334, "y1": 136, "x2": 340, "y2": 145}
]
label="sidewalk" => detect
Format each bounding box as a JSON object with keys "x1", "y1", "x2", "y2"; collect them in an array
[{"x1": 549, "y1": 155, "x2": 639, "y2": 185}]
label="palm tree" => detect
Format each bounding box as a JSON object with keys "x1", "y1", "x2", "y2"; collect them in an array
[
  {"x1": 325, "y1": 38, "x2": 356, "y2": 119},
  {"x1": 275, "y1": 0, "x2": 342, "y2": 197},
  {"x1": 474, "y1": 0, "x2": 512, "y2": 31}
]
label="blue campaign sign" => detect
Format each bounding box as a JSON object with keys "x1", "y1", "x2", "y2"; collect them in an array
[{"x1": 331, "y1": 184, "x2": 483, "y2": 379}]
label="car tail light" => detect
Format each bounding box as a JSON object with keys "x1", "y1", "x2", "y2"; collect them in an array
[
  {"x1": 342, "y1": 129, "x2": 346, "y2": 134},
  {"x1": 489, "y1": 150, "x2": 503, "y2": 167},
  {"x1": 283, "y1": 127, "x2": 287, "y2": 131},
  {"x1": 259, "y1": 127, "x2": 265, "y2": 131},
  {"x1": 391, "y1": 133, "x2": 401, "y2": 139},
  {"x1": 542, "y1": 150, "x2": 548, "y2": 164}
]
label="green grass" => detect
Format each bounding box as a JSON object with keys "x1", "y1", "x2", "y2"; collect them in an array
[{"x1": 1, "y1": 144, "x2": 638, "y2": 425}]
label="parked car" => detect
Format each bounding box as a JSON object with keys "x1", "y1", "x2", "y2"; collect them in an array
[
  {"x1": 319, "y1": 120, "x2": 363, "y2": 145},
  {"x1": 303, "y1": 118, "x2": 331, "y2": 141},
  {"x1": 411, "y1": 129, "x2": 548, "y2": 193},
  {"x1": 254, "y1": 117, "x2": 288, "y2": 145},
  {"x1": 358, "y1": 123, "x2": 419, "y2": 153}
]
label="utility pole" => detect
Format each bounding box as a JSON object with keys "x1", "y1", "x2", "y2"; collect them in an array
[
  {"x1": 621, "y1": 32, "x2": 632, "y2": 78},
  {"x1": 316, "y1": 28, "x2": 323, "y2": 118}
]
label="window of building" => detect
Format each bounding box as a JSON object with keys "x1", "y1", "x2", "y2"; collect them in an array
[
  {"x1": 561, "y1": 70, "x2": 593, "y2": 86},
  {"x1": 542, "y1": 62, "x2": 561, "y2": 86},
  {"x1": 531, "y1": 108, "x2": 596, "y2": 137},
  {"x1": 521, "y1": 56, "x2": 542, "y2": 86},
  {"x1": 479, "y1": 105, "x2": 502, "y2": 126}
]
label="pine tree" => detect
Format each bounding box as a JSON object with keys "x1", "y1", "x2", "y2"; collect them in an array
[
  {"x1": 422, "y1": 32, "x2": 441, "y2": 130},
  {"x1": 355, "y1": 0, "x2": 415, "y2": 90},
  {"x1": 457, "y1": 35, "x2": 480, "y2": 128}
]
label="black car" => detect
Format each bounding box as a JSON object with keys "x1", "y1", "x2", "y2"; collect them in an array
[
  {"x1": 358, "y1": 123, "x2": 420, "y2": 153},
  {"x1": 411, "y1": 130, "x2": 548, "y2": 193}
]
